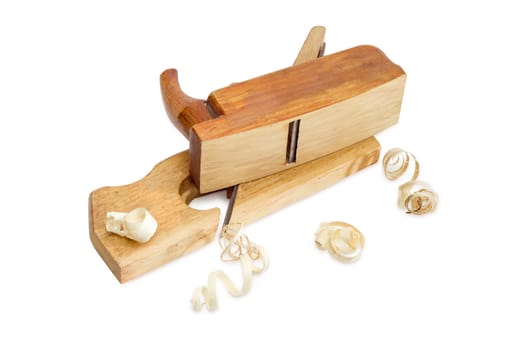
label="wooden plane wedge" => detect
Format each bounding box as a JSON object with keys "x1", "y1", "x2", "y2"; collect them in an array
[{"x1": 161, "y1": 40, "x2": 406, "y2": 194}]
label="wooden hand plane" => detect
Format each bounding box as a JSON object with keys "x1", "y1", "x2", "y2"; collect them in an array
[
  {"x1": 90, "y1": 27, "x2": 404, "y2": 282},
  {"x1": 161, "y1": 44, "x2": 406, "y2": 194}
]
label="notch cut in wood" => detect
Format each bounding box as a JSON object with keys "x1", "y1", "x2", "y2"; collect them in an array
[
  {"x1": 89, "y1": 151, "x2": 220, "y2": 283},
  {"x1": 89, "y1": 137, "x2": 380, "y2": 282},
  {"x1": 286, "y1": 119, "x2": 300, "y2": 163}
]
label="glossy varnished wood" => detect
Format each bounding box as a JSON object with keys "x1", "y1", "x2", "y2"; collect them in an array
[
  {"x1": 191, "y1": 45, "x2": 406, "y2": 193},
  {"x1": 160, "y1": 69, "x2": 214, "y2": 138},
  {"x1": 202, "y1": 46, "x2": 403, "y2": 138},
  {"x1": 89, "y1": 151, "x2": 220, "y2": 283}
]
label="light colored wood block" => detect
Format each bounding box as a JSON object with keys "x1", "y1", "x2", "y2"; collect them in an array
[
  {"x1": 227, "y1": 137, "x2": 380, "y2": 224},
  {"x1": 89, "y1": 151, "x2": 220, "y2": 283}
]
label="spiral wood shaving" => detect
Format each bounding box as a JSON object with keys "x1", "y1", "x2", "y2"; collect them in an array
[
  {"x1": 398, "y1": 181, "x2": 437, "y2": 215},
  {"x1": 382, "y1": 148, "x2": 419, "y2": 182},
  {"x1": 315, "y1": 222, "x2": 365, "y2": 262},
  {"x1": 191, "y1": 223, "x2": 268, "y2": 311},
  {"x1": 382, "y1": 148, "x2": 437, "y2": 215}
]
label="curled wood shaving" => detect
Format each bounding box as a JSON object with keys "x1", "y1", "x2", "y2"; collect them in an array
[
  {"x1": 383, "y1": 148, "x2": 437, "y2": 215},
  {"x1": 382, "y1": 148, "x2": 419, "y2": 182},
  {"x1": 105, "y1": 208, "x2": 158, "y2": 243},
  {"x1": 398, "y1": 181, "x2": 438, "y2": 215},
  {"x1": 191, "y1": 223, "x2": 268, "y2": 311},
  {"x1": 315, "y1": 222, "x2": 365, "y2": 263}
]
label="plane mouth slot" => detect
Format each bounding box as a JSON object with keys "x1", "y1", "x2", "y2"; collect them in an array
[{"x1": 286, "y1": 119, "x2": 301, "y2": 164}]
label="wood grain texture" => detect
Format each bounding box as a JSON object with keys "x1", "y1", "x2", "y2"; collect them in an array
[
  {"x1": 191, "y1": 45, "x2": 405, "y2": 193},
  {"x1": 294, "y1": 26, "x2": 326, "y2": 65},
  {"x1": 227, "y1": 137, "x2": 380, "y2": 224},
  {"x1": 160, "y1": 69, "x2": 214, "y2": 138},
  {"x1": 89, "y1": 151, "x2": 220, "y2": 283},
  {"x1": 201, "y1": 45, "x2": 404, "y2": 138},
  {"x1": 224, "y1": 25, "x2": 326, "y2": 219}
]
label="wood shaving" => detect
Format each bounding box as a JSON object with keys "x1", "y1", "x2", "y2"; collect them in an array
[
  {"x1": 383, "y1": 148, "x2": 437, "y2": 215},
  {"x1": 191, "y1": 223, "x2": 268, "y2": 311},
  {"x1": 315, "y1": 222, "x2": 365, "y2": 262}
]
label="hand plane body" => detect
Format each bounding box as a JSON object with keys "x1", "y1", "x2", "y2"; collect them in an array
[
  {"x1": 162, "y1": 45, "x2": 406, "y2": 194},
  {"x1": 90, "y1": 28, "x2": 406, "y2": 282}
]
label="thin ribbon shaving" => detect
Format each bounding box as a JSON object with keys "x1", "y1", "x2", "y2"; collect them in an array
[
  {"x1": 382, "y1": 148, "x2": 437, "y2": 215},
  {"x1": 191, "y1": 223, "x2": 268, "y2": 311},
  {"x1": 315, "y1": 222, "x2": 365, "y2": 262}
]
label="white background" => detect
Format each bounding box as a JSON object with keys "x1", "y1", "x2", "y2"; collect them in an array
[{"x1": 1, "y1": 0, "x2": 520, "y2": 348}]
